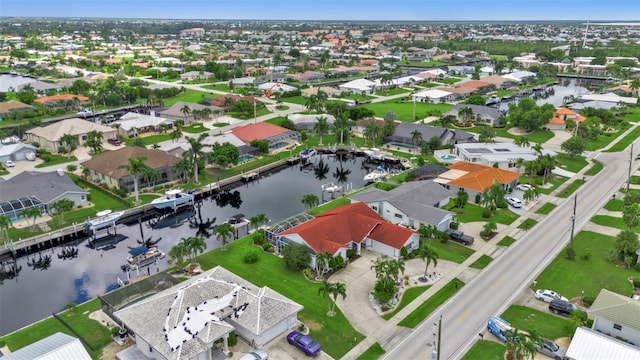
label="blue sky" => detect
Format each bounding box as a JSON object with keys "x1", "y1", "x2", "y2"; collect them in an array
[{"x1": 2, "y1": 0, "x2": 639, "y2": 21}]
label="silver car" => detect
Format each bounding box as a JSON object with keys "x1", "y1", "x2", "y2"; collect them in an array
[
  {"x1": 239, "y1": 349, "x2": 269, "y2": 360},
  {"x1": 535, "y1": 338, "x2": 568, "y2": 360}
]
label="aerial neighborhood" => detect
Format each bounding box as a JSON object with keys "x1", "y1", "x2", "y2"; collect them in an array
[{"x1": 1, "y1": 10, "x2": 640, "y2": 360}]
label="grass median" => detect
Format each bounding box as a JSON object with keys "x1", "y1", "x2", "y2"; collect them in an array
[{"x1": 397, "y1": 278, "x2": 464, "y2": 328}]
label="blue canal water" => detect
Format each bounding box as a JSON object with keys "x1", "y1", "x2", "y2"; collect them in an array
[{"x1": 0, "y1": 154, "x2": 381, "y2": 335}]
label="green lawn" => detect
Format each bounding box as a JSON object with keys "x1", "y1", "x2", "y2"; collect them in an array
[
  {"x1": 406, "y1": 60, "x2": 446, "y2": 67},
  {"x1": 455, "y1": 203, "x2": 519, "y2": 225},
  {"x1": 470, "y1": 255, "x2": 493, "y2": 269},
  {"x1": 363, "y1": 100, "x2": 452, "y2": 122},
  {"x1": 584, "y1": 127, "x2": 628, "y2": 151},
  {"x1": 590, "y1": 215, "x2": 631, "y2": 231},
  {"x1": 518, "y1": 218, "x2": 538, "y2": 230},
  {"x1": 461, "y1": 341, "x2": 505, "y2": 360},
  {"x1": 398, "y1": 278, "x2": 464, "y2": 328},
  {"x1": 343, "y1": 93, "x2": 376, "y2": 101},
  {"x1": 281, "y1": 96, "x2": 307, "y2": 105},
  {"x1": 584, "y1": 160, "x2": 604, "y2": 176},
  {"x1": 356, "y1": 342, "x2": 386, "y2": 360},
  {"x1": 382, "y1": 286, "x2": 431, "y2": 320},
  {"x1": 34, "y1": 154, "x2": 78, "y2": 168},
  {"x1": 439, "y1": 77, "x2": 462, "y2": 85},
  {"x1": 376, "y1": 88, "x2": 411, "y2": 96},
  {"x1": 123, "y1": 134, "x2": 172, "y2": 146},
  {"x1": 497, "y1": 236, "x2": 516, "y2": 247},
  {"x1": 606, "y1": 126, "x2": 640, "y2": 152},
  {"x1": 490, "y1": 55, "x2": 509, "y2": 61},
  {"x1": 556, "y1": 179, "x2": 585, "y2": 198},
  {"x1": 604, "y1": 199, "x2": 623, "y2": 211},
  {"x1": 202, "y1": 83, "x2": 232, "y2": 92},
  {"x1": 535, "y1": 203, "x2": 557, "y2": 215},
  {"x1": 501, "y1": 305, "x2": 572, "y2": 340},
  {"x1": 534, "y1": 231, "x2": 637, "y2": 299},
  {"x1": 431, "y1": 240, "x2": 475, "y2": 263},
  {"x1": 555, "y1": 153, "x2": 588, "y2": 173},
  {"x1": 493, "y1": 128, "x2": 555, "y2": 144},
  {"x1": 194, "y1": 238, "x2": 364, "y2": 359},
  {"x1": 164, "y1": 89, "x2": 213, "y2": 106},
  {"x1": 228, "y1": 107, "x2": 271, "y2": 120},
  {"x1": 532, "y1": 175, "x2": 569, "y2": 195},
  {"x1": 182, "y1": 123, "x2": 210, "y2": 134},
  {"x1": 307, "y1": 197, "x2": 351, "y2": 216},
  {"x1": 0, "y1": 299, "x2": 111, "y2": 359}
]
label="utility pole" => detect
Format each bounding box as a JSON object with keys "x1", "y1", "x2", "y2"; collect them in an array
[
  {"x1": 627, "y1": 143, "x2": 633, "y2": 192},
  {"x1": 569, "y1": 194, "x2": 577, "y2": 250},
  {"x1": 437, "y1": 314, "x2": 442, "y2": 360}
]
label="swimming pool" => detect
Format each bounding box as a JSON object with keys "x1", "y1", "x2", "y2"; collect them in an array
[
  {"x1": 238, "y1": 154, "x2": 255, "y2": 163},
  {"x1": 269, "y1": 141, "x2": 290, "y2": 151},
  {"x1": 440, "y1": 154, "x2": 458, "y2": 161}
]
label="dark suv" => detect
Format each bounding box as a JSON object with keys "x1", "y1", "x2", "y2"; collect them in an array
[
  {"x1": 549, "y1": 299, "x2": 585, "y2": 317},
  {"x1": 107, "y1": 138, "x2": 123, "y2": 146}
]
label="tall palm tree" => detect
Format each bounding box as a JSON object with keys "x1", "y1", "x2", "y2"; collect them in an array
[
  {"x1": 170, "y1": 126, "x2": 183, "y2": 143},
  {"x1": 630, "y1": 78, "x2": 640, "y2": 96},
  {"x1": 180, "y1": 105, "x2": 191, "y2": 121},
  {"x1": 363, "y1": 121, "x2": 381, "y2": 146},
  {"x1": 514, "y1": 136, "x2": 530, "y2": 148},
  {"x1": 458, "y1": 106, "x2": 474, "y2": 125},
  {"x1": 301, "y1": 194, "x2": 319, "y2": 209},
  {"x1": 249, "y1": 213, "x2": 269, "y2": 230},
  {"x1": 416, "y1": 241, "x2": 438, "y2": 281},
  {"x1": 314, "y1": 252, "x2": 332, "y2": 278},
  {"x1": 0, "y1": 215, "x2": 11, "y2": 242},
  {"x1": 19, "y1": 207, "x2": 41, "y2": 230},
  {"x1": 184, "y1": 133, "x2": 208, "y2": 184},
  {"x1": 318, "y1": 280, "x2": 346, "y2": 317},
  {"x1": 333, "y1": 113, "x2": 354, "y2": 144},
  {"x1": 439, "y1": 114, "x2": 456, "y2": 129},
  {"x1": 182, "y1": 236, "x2": 207, "y2": 260},
  {"x1": 167, "y1": 241, "x2": 189, "y2": 272},
  {"x1": 118, "y1": 156, "x2": 153, "y2": 202},
  {"x1": 532, "y1": 143, "x2": 544, "y2": 156},
  {"x1": 305, "y1": 95, "x2": 318, "y2": 112},
  {"x1": 59, "y1": 133, "x2": 78, "y2": 153},
  {"x1": 213, "y1": 223, "x2": 235, "y2": 251},
  {"x1": 411, "y1": 130, "x2": 423, "y2": 148},
  {"x1": 313, "y1": 116, "x2": 330, "y2": 145}
]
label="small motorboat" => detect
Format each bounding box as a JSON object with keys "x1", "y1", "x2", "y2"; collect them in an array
[
  {"x1": 84, "y1": 210, "x2": 125, "y2": 232},
  {"x1": 126, "y1": 246, "x2": 165, "y2": 267},
  {"x1": 150, "y1": 189, "x2": 194, "y2": 209},
  {"x1": 300, "y1": 148, "x2": 318, "y2": 159},
  {"x1": 363, "y1": 166, "x2": 388, "y2": 182},
  {"x1": 321, "y1": 182, "x2": 343, "y2": 193}
]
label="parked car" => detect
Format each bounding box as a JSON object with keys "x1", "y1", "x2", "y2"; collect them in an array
[
  {"x1": 549, "y1": 299, "x2": 586, "y2": 317},
  {"x1": 507, "y1": 197, "x2": 522, "y2": 208},
  {"x1": 4, "y1": 160, "x2": 15, "y2": 168},
  {"x1": 239, "y1": 349, "x2": 269, "y2": 360},
  {"x1": 516, "y1": 184, "x2": 535, "y2": 191},
  {"x1": 487, "y1": 316, "x2": 513, "y2": 343},
  {"x1": 444, "y1": 229, "x2": 474, "y2": 245},
  {"x1": 287, "y1": 330, "x2": 322, "y2": 356},
  {"x1": 107, "y1": 138, "x2": 123, "y2": 146},
  {"x1": 535, "y1": 289, "x2": 569, "y2": 303},
  {"x1": 535, "y1": 338, "x2": 568, "y2": 360}
]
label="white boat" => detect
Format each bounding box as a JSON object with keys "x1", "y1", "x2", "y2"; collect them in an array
[
  {"x1": 321, "y1": 183, "x2": 343, "y2": 193},
  {"x1": 300, "y1": 148, "x2": 317, "y2": 159},
  {"x1": 84, "y1": 210, "x2": 125, "y2": 232},
  {"x1": 126, "y1": 246, "x2": 166, "y2": 267},
  {"x1": 364, "y1": 148, "x2": 385, "y2": 161},
  {"x1": 363, "y1": 166, "x2": 388, "y2": 182},
  {"x1": 151, "y1": 189, "x2": 194, "y2": 209}
]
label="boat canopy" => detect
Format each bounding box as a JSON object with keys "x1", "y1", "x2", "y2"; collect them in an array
[
  {"x1": 128, "y1": 246, "x2": 149, "y2": 256},
  {"x1": 165, "y1": 189, "x2": 183, "y2": 195}
]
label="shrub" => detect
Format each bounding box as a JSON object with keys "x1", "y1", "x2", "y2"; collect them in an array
[
  {"x1": 582, "y1": 296, "x2": 595, "y2": 307},
  {"x1": 67, "y1": 164, "x2": 78, "y2": 172},
  {"x1": 300, "y1": 131, "x2": 308, "y2": 141},
  {"x1": 481, "y1": 207, "x2": 492, "y2": 218},
  {"x1": 228, "y1": 332, "x2": 238, "y2": 347},
  {"x1": 40, "y1": 152, "x2": 52, "y2": 162},
  {"x1": 449, "y1": 222, "x2": 459, "y2": 230},
  {"x1": 262, "y1": 243, "x2": 273, "y2": 252},
  {"x1": 298, "y1": 323, "x2": 307, "y2": 332},
  {"x1": 633, "y1": 278, "x2": 640, "y2": 288},
  {"x1": 581, "y1": 252, "x2": 591, "y2": 261},
  {"x1": 303, "y1": 268, "x2": 314, "y2": 280},
  {"x1": 116, "y1": 188, "x2": 128, "y2": 198},
  {"x1": 111, "y1": 327, "x2": 121, "y2": 336},
  {"x1": 400, "y1": 247, "x2": 408, "y2": 258},
  {"x1": 243, "y1": 250, "x2": 259, "y2": 264},
  {"x1": 346, "y1": 249, "x2": 356, "y2": 259}
]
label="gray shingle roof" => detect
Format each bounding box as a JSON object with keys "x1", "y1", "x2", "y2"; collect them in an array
[
  {"x1": 590, "y1": 289, "x2": 640, "y2": 331},
  {"x1": 0, "y1": 171, "x2": 87, "y2": 204},
  {"x1": 448, "y1": 104, "x2": 503, "y2": 120}
]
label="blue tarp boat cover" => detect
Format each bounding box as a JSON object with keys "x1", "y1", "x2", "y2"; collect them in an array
[{"x1": 128, "y1": 246, "x2": 149, "y2": 256}]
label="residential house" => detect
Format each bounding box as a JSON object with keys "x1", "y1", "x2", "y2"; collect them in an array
[
  {"x1": 453, "y1": 80, "x2": 493, "y2": 95},
  {"x1": 0, "y1": 100, "x2": 36, "y2": 117},
  {"x1": 579, "y1": 93, "x2": 638, "y2": 106},
  {"x1": 501, "y1": 70, "x2": 537, "y2": 83},
  {"x1": 203, "y1": 94, "x2": 258, "y2": 111},
  {"x1": 479, "y1": 75, "x2": 515, "y2": 89},
  {"x1": 589, "y1": 289, "x2": 640, "y2": 347},
  {"x1": 567, "y1": 327, "x2": 640, "y2": 360},
  {"x1": 338, "y1": 78, "x2": 377, "y2": 95},
  {"x1": 350, "y1": 180, "x2": 455, "y2": 231},
  {"x1": 112, "y1": 266, "x2": 302, "y2": 359},
  {"x1": 385, "y1": 123, "x2": 476, "y2": 147},
  {"x1": 230, "y1": 77, "x2": 257, "y2": 88},
  {"x1": 445, "y1": 104, "x2": 504, "y2": 127},
  {"x1": 157, "y1": 101, "x2": 215, "y2": 125},
  {"x1": 1, "y1": 332, "x2": 91, "y2": 360},
  {"x1": 434, "y1": 161, "x2": 522, "y2": 199},
  {"x1": 0, "y1": 142, "x2": 38, "y2": 162},
  {"x1": 258, "y1": 82, "x2": 297, "y2": 96},
  {"x1": 111, "y1": 112, "x2": 174, "y2": 137},
  {"x1": 80, "y1": 147, "x2": 182, "y2": 193},
  {"x1": 179, "y1": 28, "x2": 205, "y2": 38},
  {"x1": 288, "y1": 71, "x2": 325, "y2": 83},
  {"x1": 17, "y1": 80, "x2": 62, "y2": 93},
  {"x1": 270, "y1": 202, "x2": 419, "y2": 261},
  {"x1": 300, "y1": 86, "x2": 341, "y2": 98},
  {"x1": 548, "y1": 107, "x2": 586, "y2": 130},
  {"x1": 231, "y1": 122, "x2": 300, "y2": 153},
  {"x1": 0, "y1": 170, "x2": 88, "y2": 222},
  {"x1": 180, "y1": 71, "x2": 213, "y2": 81},
  {"x1": 454, "y1": 142, "x2": 555, "y2": 170},
  {"x1": 33, "y1": 94, "x2": 89, "y2": 109},
  {"x1": 25, "y1": 118, "x2": 117, "y2": 153},
  {"x1": 411, "y1": 89, "x2": 455, "y2": 104},
  {"x1": 288, "y1": 113, "x2": 335, "y2": 131}
]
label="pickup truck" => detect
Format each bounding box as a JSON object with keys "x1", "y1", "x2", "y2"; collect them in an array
[{"x1": 444, "y1": 229, "x2": 474, "y2": 245}]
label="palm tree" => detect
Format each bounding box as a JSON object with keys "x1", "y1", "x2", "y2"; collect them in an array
[
  {"x1": 439, "y1": 114, "x2": 456, "y2": 128},
  {"x1": 515, "y1": 157, "x2": 526, "y2": 172},
  {"x1": 317, "y1": 280, "x2": 347, "y2": 317},
  {"x1": 314, "y1": 159, "x2": 330, "y2": 181},
  {"x1": 333, "y1": 113, "x2": 354, "y2": 144},
  {"x1": 182, "y1": 236, "x2": 207, "y2": 260},
  {"x1": 85, "y1": 130, "x2": 104, "y2": 153},
  {"x1": 180, "y1": 104, "x2": 191, "y2": 121},
  {"x1": 167, "y1": 241, "x2": 189, "y2": 272},
  {"x1": 313, "y1": 116, "x2": 330, "y2": 145},
  {"x1": 314, "y1": 252, "x2": 332, "y2": 278},
  {"x1": 170, "y1": 126, "x2": 183, "y2": 143},
  {"x1": 622, "y1": 203, "x2": 640, "y2": 229},
  {"x1": 118, "y1": 156, "x2": 153, "y2": 202},
  {"x1": 19, "y1": 207, "x2": 41, "y2": 230},
  {"x1": 184, "y1": 133, "x2": 208, "y2": 184},
  {"x1": 458, "y1": 106, "x2": 474, "y2": 125},
  {"x1": 249, "y1": 213, "x2": 269, "y2": 230},
  {"x1": 363, "y1": 121, "x2": 381, "y2": 146},
  {"x1": 223, "y1": 97, "x2": 235, "y2": 113},
  {"x1": 416, "y1": 241, "x2": 438, "y2": 281},
  {"x1": 304, "y1": 95, "x2": 318, "y2": 112},
  {"x1": 411, "y1": 130, "x2": 423, "y2": 148},
  {"x1": 630, "y1": 78, "x2": 640, "y2": 96},
  {"x1": 213, "y1": 223, "x2": 235, "y2": 251},
  {"x1": 0, "y1": 215, "x2": 11, "y2": 243},
  {"x1": 532, "y1": 143, "x2": 543, "y2": 156},
  {"x1": 59, "y1": 133, "x2": 78, "y2": 153},
  {"x1": 301, "y1": 194, "x2": 319, "y2": 209},
  {"x1": 514, "y1": 136, "x2": 530, "y2": 148},
  {"x1": 481, "y1": 221, "x2": 497, "y2": 238}
]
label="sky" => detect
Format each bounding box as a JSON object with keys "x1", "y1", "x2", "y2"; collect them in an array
[{"x1": 1, "y1": 0, "x2": 639, "y2": 21}]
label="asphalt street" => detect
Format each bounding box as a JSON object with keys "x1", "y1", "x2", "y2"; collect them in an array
[{"x1": 382, "y1": 146, "x2": 638, "y2": 359}]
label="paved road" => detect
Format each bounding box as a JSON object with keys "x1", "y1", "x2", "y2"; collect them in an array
[{"x1": 382, "y1": 145, "x2": 639, "y2": 359}]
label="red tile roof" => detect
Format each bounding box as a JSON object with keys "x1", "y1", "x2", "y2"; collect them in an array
[
  {"x1": 447, "y1": 161, "x2": 521, "y2": 192},
  {"x1": 231, "y1": 122, "x2": 290, "y2": 143},
  {"x1": 278, "y1": 203, "x2": 415, "y2": 254},
  {"x1": 34, "y1": 94, "x2": 89, "y2": 103}
]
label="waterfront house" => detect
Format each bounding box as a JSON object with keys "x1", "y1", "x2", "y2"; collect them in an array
[
  {"x1": 434, "y1": 161, "x2": 521, "y2": 200},
  {"x1": 454, "y1": 142, "x2": 555, "y2": 170},
  {"x1": 338, "y1": 78, "x2": 377, "y2": 95},
  {"x1": 0, "y1": 100, "x2": 36, "y2": 117},
  {"x1": 25, "y1": 118, "x2": 117, "y2": 153},
  {"x1": 231, "y1": 122, "x2": 300, "y2": 153},
  {"x1": 384, "y1": 123, "x2": 475, "y2": 147},
  {"x1": 288, "y1": 113, "x2": 336, "y2": 131},
  {"x1": 548, "y1": 107, "x2": 586, "y2": 130},
  {"x1": 157, "y1": 101, "x2": 216, "y2": 125},
  {"x1": 444, "y1": 104, "x2": 504, "y2": 127}
]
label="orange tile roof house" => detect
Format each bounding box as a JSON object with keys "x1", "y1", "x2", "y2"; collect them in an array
[
  {"x1": 231, "y1": 123, "x2": 299, "y2": 153},
  {"x1": 34, "y1": 94, "x2": 89, "y2": 107},
  {"x1": 435, "y1": 161, "x2": 521, "y2": 195},
  {"x1": 548, "y1": 107, "x2": 586, "y2": 130},
  {"x1": 273, "y1": 202, "x2": 419, "y2": 261},
  {"x1": 0, "y1": 100, "x2": 35, "y2": 115}
]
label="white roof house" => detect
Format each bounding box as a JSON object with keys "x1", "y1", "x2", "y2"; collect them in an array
[
  {"x1": 412, "y1": 89, "x2": 454, "y2": 103},
  {"x1": 566, "y1": 327, "x2": 640, "y2": 360},
  {"x1": 257, "y1": 82, "x2": 297, "y2": 93},
  {"x1": 338, "y1": 78, "x2": 377, "y2": 94},
  {"x1": 501, "y1": 70, "x2": 537, "y2": 82},
  {"x1": 288, "y1": 113, "x2": 336, "y2": 130},
  {"x1": 454, "y1": 142, "x2": 556, "y2": 169},
  {"x1": 112, "y1": 112, "x2": 174, "y2": 134},
  {"x1": 579, "y1": 93, "x2": 638, "y2": 105},
  {"x1": 2, "y1": 332, "x2": 91, "y2": 360}
]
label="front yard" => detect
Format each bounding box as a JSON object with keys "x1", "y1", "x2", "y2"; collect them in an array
[{"x1": 362, "y1": 99, "x2": 452, "y2": 121}]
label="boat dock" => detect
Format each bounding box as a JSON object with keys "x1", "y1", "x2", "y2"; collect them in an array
[{"x1": 241, "y1": 172, "x2": 259, "y2": 182}]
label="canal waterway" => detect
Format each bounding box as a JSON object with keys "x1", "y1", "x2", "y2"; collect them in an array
[{"x1": 0, "y1": 154, "x2": 386, "y2": 335}]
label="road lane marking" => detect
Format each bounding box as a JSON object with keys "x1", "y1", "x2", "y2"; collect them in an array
[
  {"x1": 492, "y1": 278, "x2": 502, "y2": 288},
  {"x1": 520, "y1": 253, "x2": 528, "y2": 262},
  {"x1": 458, "y1": 310, "x2": 469, "y2": 322},
  {"x1": 415, "y1": 350, "x2": 429, "y2": 360}
]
